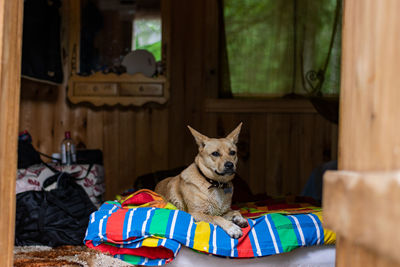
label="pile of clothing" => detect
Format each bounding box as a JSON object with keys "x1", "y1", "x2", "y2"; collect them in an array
[{"x1": 85, "y1": 190, "x2": 335, "y2": 266}]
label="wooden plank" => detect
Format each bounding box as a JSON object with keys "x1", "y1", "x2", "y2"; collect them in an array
[
  {"x1": 0, "y1": 0, "x2": 23, "y2": 265},
  {"x1": 330, "y1": 123, "x2": 338, "y2": 160},
  {"x1": 86, "y1": 108, "x2": 104, "y2": 149},
  {"x1": 265, "y1": 114, "x2": 291, "y2": 196},
  {"x1": 151, "y1": 107, "x2": 169, "y2": 172},
  {"x1": 119, "y1": 109, "x2": 136, "y2": 190},
  {"x1": 103, "y1": 109, "x2": 120, "y2": 200},
  {"x1": 297, "y1": 114, "x2": 319, "y2": 194},
  {"x1": 70, "y1": 106, "x2": 88, "y2": 149},
  {"x1": 53, "y1": 84, "x2": 71, "y2": 152},
  {"x1": 338, "y1": 0, "x2": 400, "y2": 172},
  {"x1": 35, "y1": 95, "x2": 55, "y2": 157},
  {"x1": 19, "y1": 80, "x2": 58, "y2": 157},
  {"x1": 324, "y1": 170, "x2": 400, "y2": 264},
  {"x1": 203, "y1": 0, "x2": 219, "y2": 98},
  {"x1": 182, "y1": 0, "x2": 206, "y2": 165},
  {"x1": 205, "y1": 99, "x2": 318, "y2": 113},
  {"x1": 249, "y1": 114, "x2": 266, "y2": 195},
  {"x1": 167, "y1": 0, "x2": 186, "y2": 169},
  {"x1": 134, "y1": 108, "x2": 152, "y2": 177},
  {"x1": 324, "y1": 0, "x2": 400, "y2": 266},
  {"x1": 336, "y1": 236, "x2": 398, "y2": 267}
]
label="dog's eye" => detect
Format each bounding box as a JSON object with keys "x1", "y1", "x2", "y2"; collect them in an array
[
  {"x1": 211, "y1": 151, "x2": 220, "y2": 157},
  {"x1": 229, "y1": 151, "x2": 236, "y2": 156}
]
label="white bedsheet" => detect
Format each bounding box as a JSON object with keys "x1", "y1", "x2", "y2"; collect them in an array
[{"x1": 167, "y1": 245, "x2": 336, "y2": 267}]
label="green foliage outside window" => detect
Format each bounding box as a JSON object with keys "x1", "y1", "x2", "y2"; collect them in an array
[
  {"x1": 224, "y1": 0, "x2": 341, "y2": 96},
  {"x1": 134, "y1": 19, "x2": 162, "y2": 61}
]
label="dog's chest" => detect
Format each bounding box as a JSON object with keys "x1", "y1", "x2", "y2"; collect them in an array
[{"x1": 205, "y1": 188, "x2": 232, "y2": 215}]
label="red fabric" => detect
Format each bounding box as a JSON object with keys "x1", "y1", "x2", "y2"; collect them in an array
[
  {"x1": 105, "y1": 209, "x2": 130, "y2": 242},
  {"x1": 236, "y1": 225, "x2": 254, "y2": 258},
  {"x1": 123, "y1": 192, "x2": 154, "y2": 205},
  {"x1": 265, "y1": 203, "x2": 301, "y2": 210},
  {"x1": 86, "y1": 240, "x2": 174, "y2": 259}
]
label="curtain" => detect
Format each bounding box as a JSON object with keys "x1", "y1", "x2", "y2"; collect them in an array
[{"x1": 221, "y1": 0, "x2": 342, "y2": 97}]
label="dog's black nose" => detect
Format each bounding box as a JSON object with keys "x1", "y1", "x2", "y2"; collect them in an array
[{"x1": 224, "y1": 161, "x2": 234, "y2": 169}]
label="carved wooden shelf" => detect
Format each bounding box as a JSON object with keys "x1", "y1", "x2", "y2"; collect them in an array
[
  {"x1": 67, "y1": 0, "x2": 170, "y2": 107},
  {"x1": 67, "y1": 72, "x2": 169, "y2": 106}
]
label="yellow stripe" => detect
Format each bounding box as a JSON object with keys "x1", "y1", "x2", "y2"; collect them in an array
[
  {"x1": 192, "y1": 221, "x2": 211, "y2": 252},
  {"x1": 314, "y1": 211, "x2": 336, "y2": 244},
  {"x1": 142, "y1": 237, "x2": 161, "y2": 247}
]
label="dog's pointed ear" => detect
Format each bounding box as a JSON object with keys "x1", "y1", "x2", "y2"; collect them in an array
[
  {"x1": 188, "y1": 126, "x2": 209, "y2": 148},
  {"x1": 226, "y1": 122, "x2": 242, "y2": 144}
]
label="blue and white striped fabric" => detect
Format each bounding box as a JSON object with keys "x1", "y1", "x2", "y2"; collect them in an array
[{"x1": 85, "y1": 201, "x2": 335, "y2": 265}]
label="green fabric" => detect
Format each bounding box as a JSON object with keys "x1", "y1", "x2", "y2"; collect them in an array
[
  {"x1": 270, "y1": 214, "x2": 300, "y2": 253},
  {"x1": 149, "y1": 208, "x2": 171, "y2": 236},
  {"x1": 120, "y1": 254, "x2": 142, "y2": 265}
]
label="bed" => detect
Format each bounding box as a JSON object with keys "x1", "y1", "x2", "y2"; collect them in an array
[
  {"x1": 84, "y1": 190, "x2": 336, "y2": 266},
  {"x1": 171, "y1": 245, "x2": 335, "y2": 267}
]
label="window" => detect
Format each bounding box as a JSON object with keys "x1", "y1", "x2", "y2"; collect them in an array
[
  {"x1": 132, "y1": 17, "x2": 162, "y2": 61},
  {"x1": 223, "y1": 0, "x2": 341, "y2": 97}
]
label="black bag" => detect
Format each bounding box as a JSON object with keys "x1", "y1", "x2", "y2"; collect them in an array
[
  {"x1": 15, "y1": 171, "x2": 97, "y2": 247},
  {"x1": 76, "y1": 149, "x2": 103, "y2": 165},
  {"x1": 17, "y1": 140, "x2": 42, "y2": 169}
]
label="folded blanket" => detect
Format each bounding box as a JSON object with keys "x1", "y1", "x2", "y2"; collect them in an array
[{"x1": 85, "y1": 191, "x2": 335, "y2": 266}]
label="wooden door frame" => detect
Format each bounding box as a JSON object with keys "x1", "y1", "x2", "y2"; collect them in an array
[
  {"x1": 324, "y1": 0, "x2": 400, "y2": 266},
  {"x1": 0, "y1": 0, "x2": 24, "y2": 266}
]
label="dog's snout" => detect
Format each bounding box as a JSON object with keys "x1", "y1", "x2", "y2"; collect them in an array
[{"x1": 224, "y1": 161, "x2": 234, "y2": 169}]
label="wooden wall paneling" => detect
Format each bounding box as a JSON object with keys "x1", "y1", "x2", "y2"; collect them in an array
[
  {"x1": 237, "y1": 114, "x2": 251, "y2": 189},
  {"x1": 53, "y1": 87, "x2": 72, "y2": 151},
  {"x1": 202, "y1": 112, "x2": 218, "y2": 142},
  {"x1": 167, "y1": 0, "x2": 186, "y2": 169},
  {"x1": 19, "y1": 95, "x2": 38, "y2": 140},
  {"x1": 0, "y1": 0, "x2": 24, "y2": 265},
  {"x1": 19, "y1": 80, "x2": 58, "y2": 156},
  {"x1": 249, "y1": 114, "x2": 267, "y2": 195},
  {"x1": 103, "y1": 109, "x2": 120, "y2": 200},
  {"x1": 19, "y1": 97, "x2": 34, "y2": 132},
  {"x1": 151, "y1": 107, "x2": 169, "y2": 172},
  {"x1": 265, "y1": 114, "x2": 291, "y2": 196},
  {"x1": 296, "y1": 114, "x2": 316, "y2": 194},
  {"x1": 70, "y1": 106, "x2": 88, "y2": 149},
  {"x1": 203, "y1": 0, "x2": 219, "y2": 99},
  {"x1": 34, "y1": 95, "x2": 55, "y2": 156},
  {"x1": 287, "y1": 114, "x2": 302, "y2": 195},
  {"x1": 330, "y1": 123, "x2": 338, "y2": 160},
  {"x1": 119, "y1": 108, "x2": 136, "y2": 191},
  {"x1": 318, "y1": 115, "x2": 337, "y2": 163},
  {"x1": 86, "y1": 108, "x2": 104, "y2": 149},
  {"x1": 182, "y1": 0, "x2": 206, "y2": 166},
  {"x1": 134, "y1": 108, "x2": 152, "y2": 177}
]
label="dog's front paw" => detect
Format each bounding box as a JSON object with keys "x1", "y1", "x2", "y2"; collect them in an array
[
  {"x1": 232, "y1": 215, "x2": 248, "y2": 228},
  {"x1": 226, "y1": 223, "x2": 243, "y2": 239}
]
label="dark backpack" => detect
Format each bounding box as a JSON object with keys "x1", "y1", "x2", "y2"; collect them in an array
[
  {"x1": 15, "y1": 171, "x2": 97, "y2": 247},
  {"x1": 17, "y1": 139, "x2": 42, "y2": 169}
]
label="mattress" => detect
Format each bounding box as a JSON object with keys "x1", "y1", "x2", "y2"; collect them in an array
[{"x1": 169, "y1": 245, "x2": 336, "y2": 267}]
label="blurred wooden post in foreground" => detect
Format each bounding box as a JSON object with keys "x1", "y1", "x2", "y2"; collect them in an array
[
  {"x1": 324, "y1": 0, "x2": 400, "y2": 266},
  {"x1": 0, "y1": 0, "x2": 23, "y2": 266}
]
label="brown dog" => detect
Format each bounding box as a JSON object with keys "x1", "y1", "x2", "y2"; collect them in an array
[{"x1": 155, "y1": 123, "x2": 248, "y2": 238}]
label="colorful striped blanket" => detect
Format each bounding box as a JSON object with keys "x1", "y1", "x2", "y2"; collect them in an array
[{"x1": 84, "y1": 191, "x2": 335, "y2": 266}]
